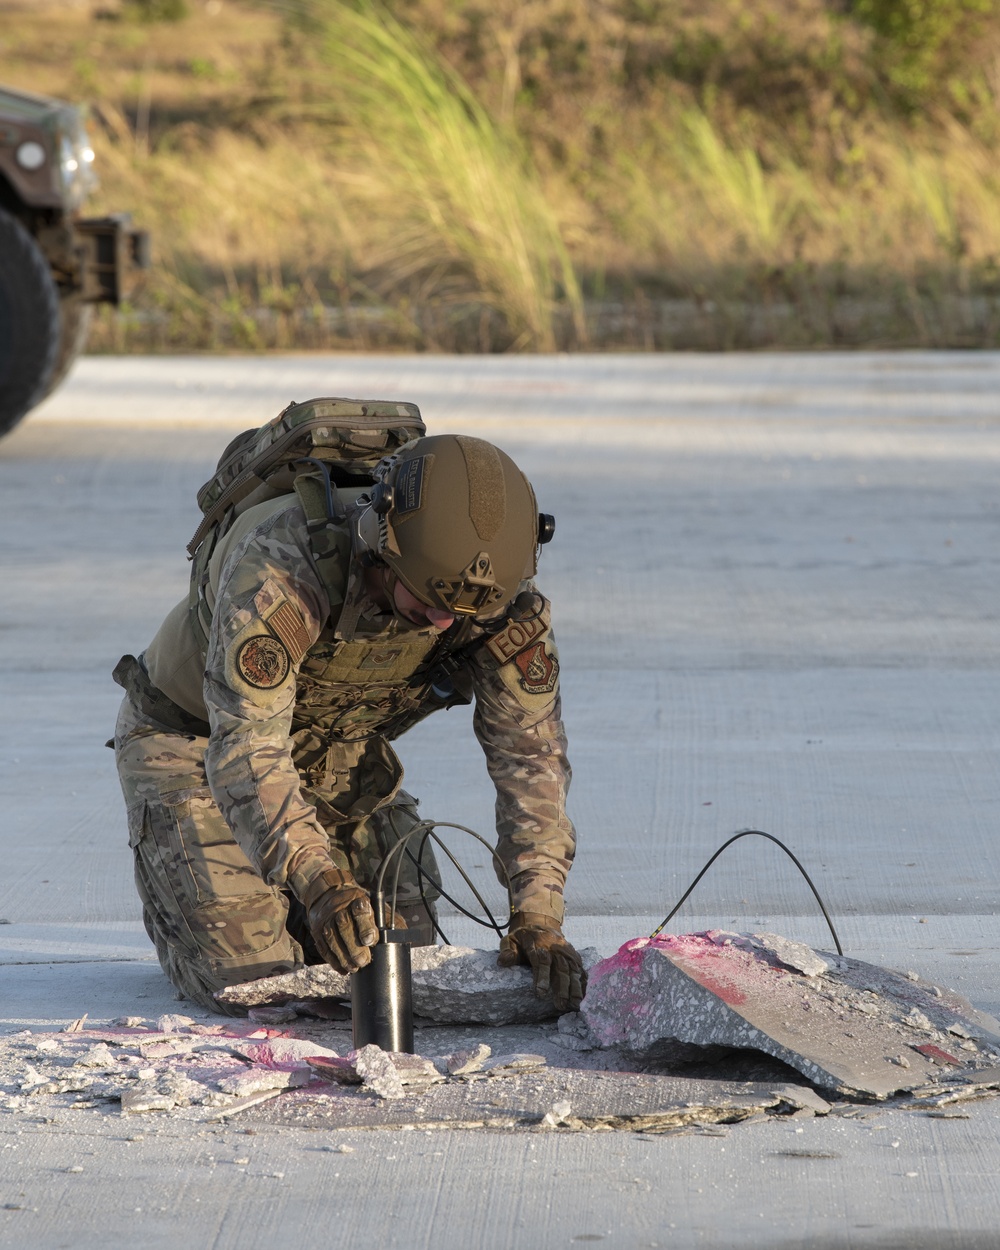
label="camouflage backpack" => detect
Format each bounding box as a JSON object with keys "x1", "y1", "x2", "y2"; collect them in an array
[{"x1": 186, "y1": 396, "x2": 425, "y2": 618}]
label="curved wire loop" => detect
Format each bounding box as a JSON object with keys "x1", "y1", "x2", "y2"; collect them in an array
[
  {"x1": 649, "y1": 829, "x2": 844, "y2": 956},
  {"x1": 374, "y1": 815, "x2": 513, "y2": 946}
]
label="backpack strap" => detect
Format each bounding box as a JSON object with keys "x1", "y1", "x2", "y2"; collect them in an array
[{"x1": 293, "y1": 471, "x2": 352, "y2": 613}]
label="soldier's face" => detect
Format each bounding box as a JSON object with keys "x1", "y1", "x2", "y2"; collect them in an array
[{"x1": 391, "y1": 578, "x2": 456, "y2": 631}]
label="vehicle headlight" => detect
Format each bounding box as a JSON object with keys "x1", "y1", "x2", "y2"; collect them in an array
[
  {"x1": 57, "y1": 116, "x2": 98, "y2": 209},
  {"x1": 15, "y1": 140, "x2": 47, "y2": 171}
]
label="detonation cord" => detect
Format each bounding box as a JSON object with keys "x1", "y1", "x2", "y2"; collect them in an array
[
  {"x1": 649, "y1": 829, "x2": 844, "y2": 957},
  {"x1": 376, "y1": 814, "x2": 513, "y2": 947}
]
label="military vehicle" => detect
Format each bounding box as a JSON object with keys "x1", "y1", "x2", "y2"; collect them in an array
[{"x1": 0, "y1": 84, "x2": 148, "y2": 438}]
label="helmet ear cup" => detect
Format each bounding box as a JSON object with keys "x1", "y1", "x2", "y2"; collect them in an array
[
  {"x1": 538, "y1": 513, "x2": 556, "y2": 545},
  {"x1": 371, "y1": 481, "x2": 394, "y2": 515}
]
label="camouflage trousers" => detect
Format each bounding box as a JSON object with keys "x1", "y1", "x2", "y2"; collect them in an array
[{"x1": 113, "y1": 694, "x2": 440, "y2": 1015}]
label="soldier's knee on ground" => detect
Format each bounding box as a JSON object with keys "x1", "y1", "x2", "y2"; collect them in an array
[{"x1": 149, "y1": 912, "x2": 302, "y2": 1015}]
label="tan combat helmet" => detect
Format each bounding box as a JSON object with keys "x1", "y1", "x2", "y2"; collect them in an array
[{"x1": 355, "y1": 434, "x2": 554, "y2": 617}]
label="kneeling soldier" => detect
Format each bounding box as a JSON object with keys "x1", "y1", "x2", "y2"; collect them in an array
[{"x1": 113, "y1": 412, "x2": 585, "y2": 1015}]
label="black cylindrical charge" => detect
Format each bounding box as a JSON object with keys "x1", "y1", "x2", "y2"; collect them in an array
[{"x1": 351, "y1": 930, "x2": 414, "y2": 1053}]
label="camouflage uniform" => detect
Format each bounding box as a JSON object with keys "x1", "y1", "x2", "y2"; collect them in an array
[{"x1": 113, "y1": 489, "x2": 575, "y2": 1013}]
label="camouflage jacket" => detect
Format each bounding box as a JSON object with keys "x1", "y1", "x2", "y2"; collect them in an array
[{"x1": 144, "y1": 491, "x2": 575, "y2": 923}]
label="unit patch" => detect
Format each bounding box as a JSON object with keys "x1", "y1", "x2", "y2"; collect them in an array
[
  {"x1": 236, "y1": 635, "x2": 291, "y2": 689},
  {"x1": 514, "y1": 642, "x2": 559, "y2": 695},
  {"x1": 484, "y1": 612, "x2": 546, "y2": 665}
]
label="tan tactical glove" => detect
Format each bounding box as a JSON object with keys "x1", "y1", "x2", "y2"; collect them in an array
[
  {"x1": 498, "y1": 911, "x2": 587, "y2": 1013},
  {"x1": 300, "y1": 867, "x2": 379, "y2": 975}
]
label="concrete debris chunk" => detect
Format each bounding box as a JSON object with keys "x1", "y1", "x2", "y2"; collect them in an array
[
  {"x1": 218, "y1": 1068, "x2": 309, "y2": 1097},
  {"x1": 215, "y1": 945, "x2": 601, "y2": 1025},
  {"x1": 230, "y1": 1038, "x2": 339, "y2": 1071},
  {"x1": 353, "y1": 1046, "x2": 406, "y2": 1100},
  {"x1": 18, "y1": 1064, "x2": 45, "y2": 1091},
  {"x1": 305, "y1": 1055, "x2": 364, "y2": 1084},
  {"x1": 904, "y1": 1009, "x2": 934, "y2": 1032},
  {"x1": 551, "y1": 1012, "x2": 595, "y2": 1052},
  {"x1": 306, "y1": 1046, "x2": 442, "y2": 1099},
  {"x1": 34, "y1": 1038, "x2": 60, "y2": 1054},
  {"x1": 73, "y1": 1044, "x2": 116, "y2": 1070},
  {"x1": 580, "y1": 932, "x2": 1000, "y2": 1099},
  {"x1": 114, "y1": 1017, "x2": 147, "y2": 1029},
  {"x1": 381, "y1": 1054, "x2": 443, "y2": 1089},
  {"x1": 156, "y1": 1014, "x2": 196, "y2": 1034},
  {"x1": 745, "y1": 932, "x2": 830, "y2": 978},
  {"x1": 247, "y1": 1006, "x2": 299, "y2": 1025},
  {"x1": 481, "y1": 1053, "x2": 547, "y2": 1075},
  {"x1": 215, "y1": 963, "x2": 351, "y2": 1008},
  {"x1": 156, "y1": 1071, "x2": 213, "y2": 1105},
  {"x1": 539, "y1": 1099, "x2": 573, "y2": 1127},
  {"x1": 769, "y1": 1085, "x2": 832, "y2": 1114},
  {"x1": 121, "y1": 1088, "x2": 178, "y2": 1115},
  {"x1": 445, "y1": 1044, "x2": 492, "y2": 1075}
]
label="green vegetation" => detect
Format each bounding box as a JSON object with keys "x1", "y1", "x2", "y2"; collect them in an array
[{"x1": 3, "y1": 0, "x2": 999, "y2": 350}]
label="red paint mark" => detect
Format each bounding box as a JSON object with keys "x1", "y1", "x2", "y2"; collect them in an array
[
  {"x1": 591, "y1": 933, "x2": 761, "y2": 1008},
  {"x1": 914, "y1": 1043, "x2": 963, "y2": 1066}
]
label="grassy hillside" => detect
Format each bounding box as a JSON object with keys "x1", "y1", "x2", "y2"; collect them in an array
[{"x1": 3, "y1": 0, "x2": 1000, "y2": 350}]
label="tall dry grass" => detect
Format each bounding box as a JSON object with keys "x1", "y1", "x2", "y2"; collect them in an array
[
  {"x1": 40, "y1": 0, "x2": 998, "y2": 350},
  {"x1": 298, "y1": 0, "x2": 584, "y2": 349}
]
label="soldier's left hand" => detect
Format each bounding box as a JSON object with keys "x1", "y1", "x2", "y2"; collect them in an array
[{"x1": 498, "y1": 911, "x2": 587, "y2": 1012}]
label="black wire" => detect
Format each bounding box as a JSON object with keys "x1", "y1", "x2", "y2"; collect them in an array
[
  {"x1": 410, "y1": 827, "x2": 508, "y2": 940},
  {"x1": 649, "y1": 829, "x2": 844, "y2": 956},
  {"x1": 373, "y1": 818, "x2": 513, "y2": 945}
]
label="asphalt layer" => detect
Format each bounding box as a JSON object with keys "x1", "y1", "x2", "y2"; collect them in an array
[{"x1": 1, "y1": 351, "x2": 999, "y2": 1248}]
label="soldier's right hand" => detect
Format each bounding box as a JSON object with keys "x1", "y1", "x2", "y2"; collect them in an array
[{"x1": 301, "y1": 867, "x2": 378, "y2": 974}]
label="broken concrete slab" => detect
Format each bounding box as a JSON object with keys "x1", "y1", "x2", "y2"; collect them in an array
[
  {"x1": 580, "y1": 932, "x2": 1000, "y2": 1099},
  {"x1": 240, "y1": 1065, "x2": 832, "y2": 1133},
  {"x1": 409, "y1": 948, "x2": 597, "y2": 1024},
  {"x1": 214, "y1": 945, "x2": 602, "y2": 1025}
]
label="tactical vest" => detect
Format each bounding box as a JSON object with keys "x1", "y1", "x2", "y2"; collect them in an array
[
  {"x1": 143, "y1": 473, "x2": 476, "y2": 746},
  {"x1": 288, "y1": 472, "x2": 475, "y2": 747}
]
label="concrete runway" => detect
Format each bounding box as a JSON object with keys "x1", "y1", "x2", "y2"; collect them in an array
[{"x1": 1, "y1": 352, "x2": 999, "y2": 1247}]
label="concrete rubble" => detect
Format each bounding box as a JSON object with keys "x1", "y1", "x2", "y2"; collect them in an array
[
  {"x1": 215, "y1": 944, "x2": 602, "y2": 1025},
  {"x1": 4, "y1": 932, "x2": 1000, "y2": 1133},
  {"x1": 580, "y1": 931, "x2": 1000, "y2": 1099}
]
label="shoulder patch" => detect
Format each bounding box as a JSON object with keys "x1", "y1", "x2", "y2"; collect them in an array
[
  {"x1": 484, "y1": 612, "x2": 547, "y2": 665},
  {"x1": 513, "y1": 641, "x2": 559, "y2": 695},
  {"x1": 267, "y1": 599, "x2": 312, "y2": 665},
  {"x1": 236, "y1": 635, "x2": 290, "y2": 689}
]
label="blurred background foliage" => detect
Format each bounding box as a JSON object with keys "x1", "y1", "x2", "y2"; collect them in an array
[{"x1": 2, "y1": 0, "x2": 1000, "y2": 350}]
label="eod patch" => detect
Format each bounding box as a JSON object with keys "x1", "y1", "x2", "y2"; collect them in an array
[
  {"x1": 235, "y1": 634, "x2": 290, "y2": 689},
  {"x1": 514, "y1": 641, "x2": 558, "y2": 695}
]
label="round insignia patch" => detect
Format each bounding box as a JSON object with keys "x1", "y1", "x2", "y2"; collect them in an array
[
  {"x1": 514, "y1": 641, "x2": 558, "y2": 695},
  {"x1": 236, "y1": 635, "x2": 290, "y2": 689}
]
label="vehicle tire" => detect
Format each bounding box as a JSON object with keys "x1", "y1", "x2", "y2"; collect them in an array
[
  {"x1": 0, "y1": 205, "x2": 60, "y2": 439},
  {"x1": 42, "y1": 293, "x2": 93, "y2": 401}
]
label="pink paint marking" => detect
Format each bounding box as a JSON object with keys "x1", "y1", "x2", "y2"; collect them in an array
[{"x1": 914, "y1": 1043, "x2": 963, "y2": 1067}]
